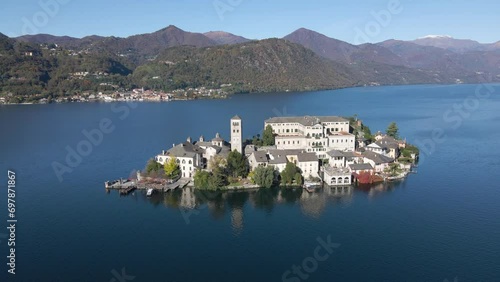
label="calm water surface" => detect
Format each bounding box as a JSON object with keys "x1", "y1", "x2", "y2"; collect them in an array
[{"x1": 0, "y1": 84, "x2": 500, "y2": 282}]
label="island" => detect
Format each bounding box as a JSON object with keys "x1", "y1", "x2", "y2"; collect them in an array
[{"x1": 105, "y1": 114, "x2": 419, "y2": 195}]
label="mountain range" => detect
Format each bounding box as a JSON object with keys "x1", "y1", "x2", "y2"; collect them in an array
[{"x1": 2, "y1": 25, "x2": 500, "y2": 101}]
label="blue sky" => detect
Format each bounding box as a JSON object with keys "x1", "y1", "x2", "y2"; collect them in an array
[{"x1": 1, "y1": 0, "x2": 499, "y2": 44}]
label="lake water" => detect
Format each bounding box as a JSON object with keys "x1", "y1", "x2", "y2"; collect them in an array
[{"x1": 1, "y1": 84, "x2": 500, "y2": 282}]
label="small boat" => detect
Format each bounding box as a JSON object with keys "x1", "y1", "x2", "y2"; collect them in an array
[
  {"x1": 147, "y1": 189, "x2": 154, "y2": 197},
  {"x1": 303, "y1": 183, "x2": 316, "y2": 193}
]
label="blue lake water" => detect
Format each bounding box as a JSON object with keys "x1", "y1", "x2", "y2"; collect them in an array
[{"x1": 1, "y1": 84, "x2": 500, "y2": 282}]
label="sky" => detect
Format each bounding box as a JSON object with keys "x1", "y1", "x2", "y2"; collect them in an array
[{"x1": 1, "y1": 0, "x2": 499, "y2": 44}]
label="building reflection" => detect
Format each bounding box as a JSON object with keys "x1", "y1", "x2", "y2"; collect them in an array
[
  {"x1": 136, "y1": 181, "x2": 406, "y2": 232},
  {"x1": 356, "y1": 179, "x2": 407, "y2": 199}
]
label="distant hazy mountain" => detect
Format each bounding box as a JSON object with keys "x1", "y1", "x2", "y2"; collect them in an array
[
  {"x1": 283, "y1": 28, "x2": 357, "y2": 63},
  {"x1": 379, "y1": 39, "x2": 500, "y2": 78},
  {"x1": 204, "y1": 31, "x2": 251, "y2": 45},
  {"x1": 283, "y1": 28, "x2": 406, "y2": 66},
  {"x1": 87, "y1": 25, "x2": 217, "y2": 63},
  {"x1": 411, "y1": 35, "x2": 499, "y2": 52},
  {"x1": 16, "y1": 34, "x2": 105, "y2": 49},
  {"x1": 284, "y1": 28, "x2": 499, "y2": 82},
  {"x1": 378, "y1": 39, "x2": 463, "y2": 70},
  {"x1": 16, "y1": 25, "x2": 218, "y2": 64}
]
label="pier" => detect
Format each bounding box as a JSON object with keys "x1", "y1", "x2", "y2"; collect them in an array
[
  {"x1": 105, "y1": 179, "x2": 137, "y2": 195},
  {"x1": 106, "y1": 177, "x2": 191, "y2": 194}
]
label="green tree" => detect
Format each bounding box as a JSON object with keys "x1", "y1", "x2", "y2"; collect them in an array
[
  {"x1": 209, "y1": 155, "x2": 227, "y2": 171},
  {"x1": 252, "y1": 166, "x2": 278, "y2": 188},
  {"x1": 252, "y1": 135, "x2": 263, "y2": 146},
  {"x1": 164, "y1": 157, "x2": 181, "y2": 179},
  {"x1": 193, "y1": 170, "x2": 211, "y2": 189},
  {"x1": 280, "y1": 162, "x2": 301, "y2": 185},
  {"x1": 362, "y1": 125, "x2": 374, "y2": 141},
  {"x1": 294, "y1": 172, "x2": 303, "y2": 186},
  {"x1": 262, "y1": 125, "x2": 275, "y2": 146},
  {"x1": 386, "y1": 122, "x2": 399, "y2": 139},
  {"x1": 227, "y1": 150, "x2": 249, "y2": 178},
  {"x1": 209, "y1": 167, "x2": 228, "y2": 189},
  {"x1": 145, "y1": 158, "x2": 163, "y2": 175},
  {"x1": 385, "y1": 163, "x2": 402, "y2": 177}
]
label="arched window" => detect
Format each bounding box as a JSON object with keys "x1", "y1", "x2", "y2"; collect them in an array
[
  {"x1": 338, "y1": 178, "x2": 343, "y2": 184},
  {"x1": 344, "y1": 177, "x2": 350, "y2": 183},
  {"x1": 189, "y1": 160, "x2": 192, "y2": 164}
]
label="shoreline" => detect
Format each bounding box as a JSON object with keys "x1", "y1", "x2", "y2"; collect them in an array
[{"x1": 2, "y1": 82, "x2": 497, "y2": 106}]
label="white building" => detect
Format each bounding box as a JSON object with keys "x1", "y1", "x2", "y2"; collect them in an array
[
  {"x1": 155, "y1": 141, "x2": 204, "y2": 179},
  {"x1": 265, "y1": 116, "x2": 356, "y2": 159},
  {"x1": 248, "y1": 149, "x2": 320, "y2": 179},
  {"x1": 361, "y1": 151, "x2": 394, "y2": 173},
  {"x1": 156, "y1": 134, "x2": 232, "y2": 179},
  {"x1": 323, "y1": 166, "x2": 352, "y2": 186}
]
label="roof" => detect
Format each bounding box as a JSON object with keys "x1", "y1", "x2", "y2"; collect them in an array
[
  {"x1": 257, "y1": 145, "x2": 277, "y2": 151},
  {"x1": 195, "y1": 141, "x2": 213, "y2": 148},
  {"x1": 362, "y1": 151, "x2": 394, "y2": 164},
  {"x1": 269, "y1": 154, "x2": 288, "y2": 165},
  {"x1": 251, "y1": 151, "x2": 269, "y2": 163},
  {"x1": 367, "y1": 143, "x2": 382, "y2": 149},
  {"x1": 165, "y1": 142, "x2": 204, "y2": 158},
  {"x1": 324, "y1": 166, "x2": 351, "y2": 176},
  {"x1": 231, "y1": 115, "x2": 242, "y2": 120},
  {"x1": 268, "y1": 149, "x2": 304, "y2": 156},
  {"x1": 212, "y1": 133, "x2": 224, "y2": 142},
  {"x1": 297, "y1": 152, "x2": 319, "y2": 163},
  {"x1": 265, "y1": 116, "x2": 348, "y2": 126},
  {"x1": 349, "y1": 163, "x2": 374, "y2": 171},
  {"x1": 342, "y1": 151, "x2": 361, "y2": 158},
  {"x1": 376, "y1": 137, "x2": 399, "y2": 149},
  {"x1": 327, "y1": 150, "x2": 345, "y2": 158},
  {"x1": 245, "y1": 145, "x2": 256, "y2": 155}
]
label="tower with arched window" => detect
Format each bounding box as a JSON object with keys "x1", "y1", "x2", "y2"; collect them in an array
[{"x1": 231, "y1": 115, "x2": 242, "y2": 153}]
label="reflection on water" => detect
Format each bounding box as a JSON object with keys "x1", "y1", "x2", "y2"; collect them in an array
[
  {"x1": 356, "y1": 177, "x2": 409, "y2": 199},
  {"x1": 119, "y1": 182, "x2": 406, "y2": 232}
]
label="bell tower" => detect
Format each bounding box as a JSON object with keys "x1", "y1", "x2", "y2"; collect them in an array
[{"x1": 231, "y1": 115, "x2": 242, "y2": 153}]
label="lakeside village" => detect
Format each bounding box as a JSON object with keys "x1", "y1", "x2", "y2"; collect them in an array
[
  {"x1": 106, "y1": 115, "x2": 419, "y2": 196},
  {"x1": 0, "y1": 86, "x2": 230, "y2": 105}
]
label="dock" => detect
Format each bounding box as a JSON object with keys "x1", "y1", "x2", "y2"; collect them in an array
[
  {"x1": 135, "y1": 178, "x2": 191, "y2": 193},
  {"x1": 164, "y1": 178, "x2": 190, "y2": 192},
  {"x1": 105, "y1": 179, "x2": 137, "y2": 195}
]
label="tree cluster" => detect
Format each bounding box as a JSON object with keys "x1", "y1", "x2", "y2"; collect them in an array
[
  {"x1": 194, "y1": 150, "x2": 250, "y2": 190},
  {"x1": 280, "y1": 162, "x2": 303, "y2": 186},
  {"x1": 251, "y1": 166, "x2": 280, "y2": 189}
]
